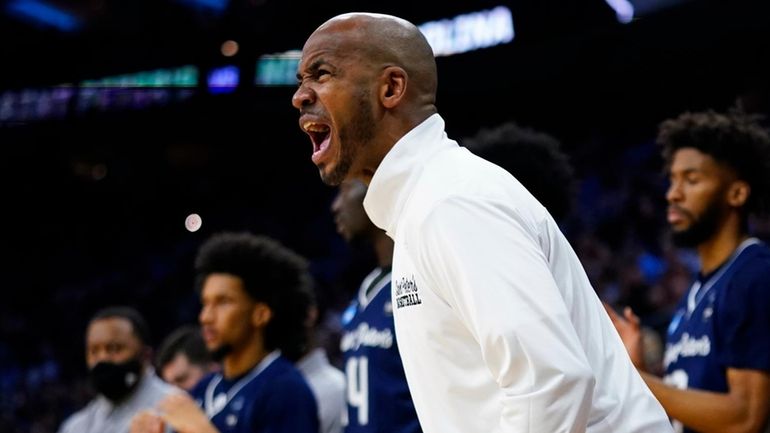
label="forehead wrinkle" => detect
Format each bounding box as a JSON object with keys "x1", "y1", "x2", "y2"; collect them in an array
[{"x1": 309, "y1": 21, "x2": 392, "y2": 65}]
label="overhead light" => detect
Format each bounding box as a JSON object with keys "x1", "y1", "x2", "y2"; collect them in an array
[
  {"x1": 221, "y1": 40, "x2": 239, "y2": 57},
  {"x1": 605, "y1": 0, "x2": 635, "y2": 23},
  {"x1": 6, "y1": 0, "x2": 81, "y2": 32},
  {"x1": 175, "y1": 0, "x2": 229, "y2": 13},
  {"x1": 418, "y1": 6, "x2": 515, "y2": 57},
  {"x1": 207, "y1": 65, "x2": 239, "y2": 94}
]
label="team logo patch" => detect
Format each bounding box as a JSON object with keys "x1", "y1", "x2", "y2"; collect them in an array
[
  {"x1": 226, "y1": 414, "x2": 238, "y2": 427},
  {"x1": 341, "y1": 303, "x2": 357, "y2": 326},
  {"x1": 394, "y1": 274, "x2": 422, "y2": 309}
]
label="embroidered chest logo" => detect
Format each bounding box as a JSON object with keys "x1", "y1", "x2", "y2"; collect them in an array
[{"x1": 394, "y1": 274, "x2": 422, "y2": 309}]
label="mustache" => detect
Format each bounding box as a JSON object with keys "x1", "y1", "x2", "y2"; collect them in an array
[
  {"x1": 668, "y1": 204, "x2": 695, "y2": 220},
  {"x1": 299, "y1": 108, "x2": 324, "y2": 117}
]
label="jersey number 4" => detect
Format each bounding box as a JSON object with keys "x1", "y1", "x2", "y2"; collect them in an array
[{"x1": 346, "y1": 356, "x2": 369, "y2": 425}]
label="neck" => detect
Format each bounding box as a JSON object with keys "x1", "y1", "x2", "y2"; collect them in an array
[
  {"x1": 371, "y1": 230, "x2": 394, "y2": 268},
  {"x1": 697, "y1": 217, "x2": 749, "y2": 274},
  {"x1": 359, "y1": 142, "x2": 393, "y2": 186},
  {"x1": 222, "y1": 335, "x2": 268, "y2": 379},
  {"x1": 304, "y1": 330, "x2": 317, "y2": 355},
  {"x1": 360, "y1": 111, "x2": 435, "y2": 186}
]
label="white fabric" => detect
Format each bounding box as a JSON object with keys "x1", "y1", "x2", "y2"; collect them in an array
[
  {"x1": 364, "y1": 114, "x2": 672, "y2": 433},
  {"x1": 297, "y1": 348, "x2": 346, "y2": 433}
]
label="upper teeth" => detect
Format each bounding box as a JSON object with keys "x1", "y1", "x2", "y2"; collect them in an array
[{"x1": 304, "y1": 122, "x2": 328, "y2": 132}]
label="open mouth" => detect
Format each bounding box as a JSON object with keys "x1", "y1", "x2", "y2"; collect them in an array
[
  {"x1": 202, "y1": 327, "x2": 217, "y2": 344},
  {"x1": 303, "y1": 122, "x2": 331, "y2": 152}
]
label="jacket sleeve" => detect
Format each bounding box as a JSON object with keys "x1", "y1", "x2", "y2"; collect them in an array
[{"x1": 413, "y1": 196, "x2": 595, "y2": 432}]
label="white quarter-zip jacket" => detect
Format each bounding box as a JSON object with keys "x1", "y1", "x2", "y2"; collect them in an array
[{"x1": 364, "y1": 114, "x2": 672, "y2": 433}]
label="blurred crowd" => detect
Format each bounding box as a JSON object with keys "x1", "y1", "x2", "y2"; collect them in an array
[{"x1": 2, "y1": 104, "x2": 769, "y2": 433}]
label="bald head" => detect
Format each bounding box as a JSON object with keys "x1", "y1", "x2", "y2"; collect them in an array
[
  {"x1": 294, "y1": 13, "x2": 439, "y2": 184},
  {"x1": 310, "y1": 13, "x2": 438, "y2": 109}
]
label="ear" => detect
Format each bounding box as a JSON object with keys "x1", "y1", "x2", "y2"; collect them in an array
[
  {"x1": 251, "y1": 302, "x2": 273, "y2": 328},
  {"x1": 379, "y1": 66, "x2": 407, "y2": 109},
  {"x1": 727, "y1": 180, "x2": 750, "y2": 208},
  {"x1": 304, "y1": 305, "x2": 318, "y2": 329}
]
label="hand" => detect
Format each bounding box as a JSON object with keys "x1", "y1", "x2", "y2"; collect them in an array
[
  {"x1": 603, "y1": 302, "x2": 646, "y2": 371},
  {"x1": 130, "y1": 410, "x2": 164, "y2": 433},
  {"x1": 157, "y1": 394, "x2": 220, "y2": 433}
]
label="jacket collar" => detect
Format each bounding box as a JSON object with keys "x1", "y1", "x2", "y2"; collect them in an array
[{"x1": 364, "y1": 113, "x2": 454, "y2": 236}]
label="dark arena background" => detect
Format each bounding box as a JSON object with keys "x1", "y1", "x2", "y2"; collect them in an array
[{"x1": 1, "y1": 0, "x2": 769, "y2": 431}]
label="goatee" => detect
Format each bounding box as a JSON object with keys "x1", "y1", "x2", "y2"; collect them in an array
[
  {"x1": 670, "y1": 200, "x2": 722, "y2": 248},
  {"x1": 320, "y1": 89, "x2": 376, "y2": 186},
  {"x1": 209, "y1": 344, "x2": 233, "y2": 362}
]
